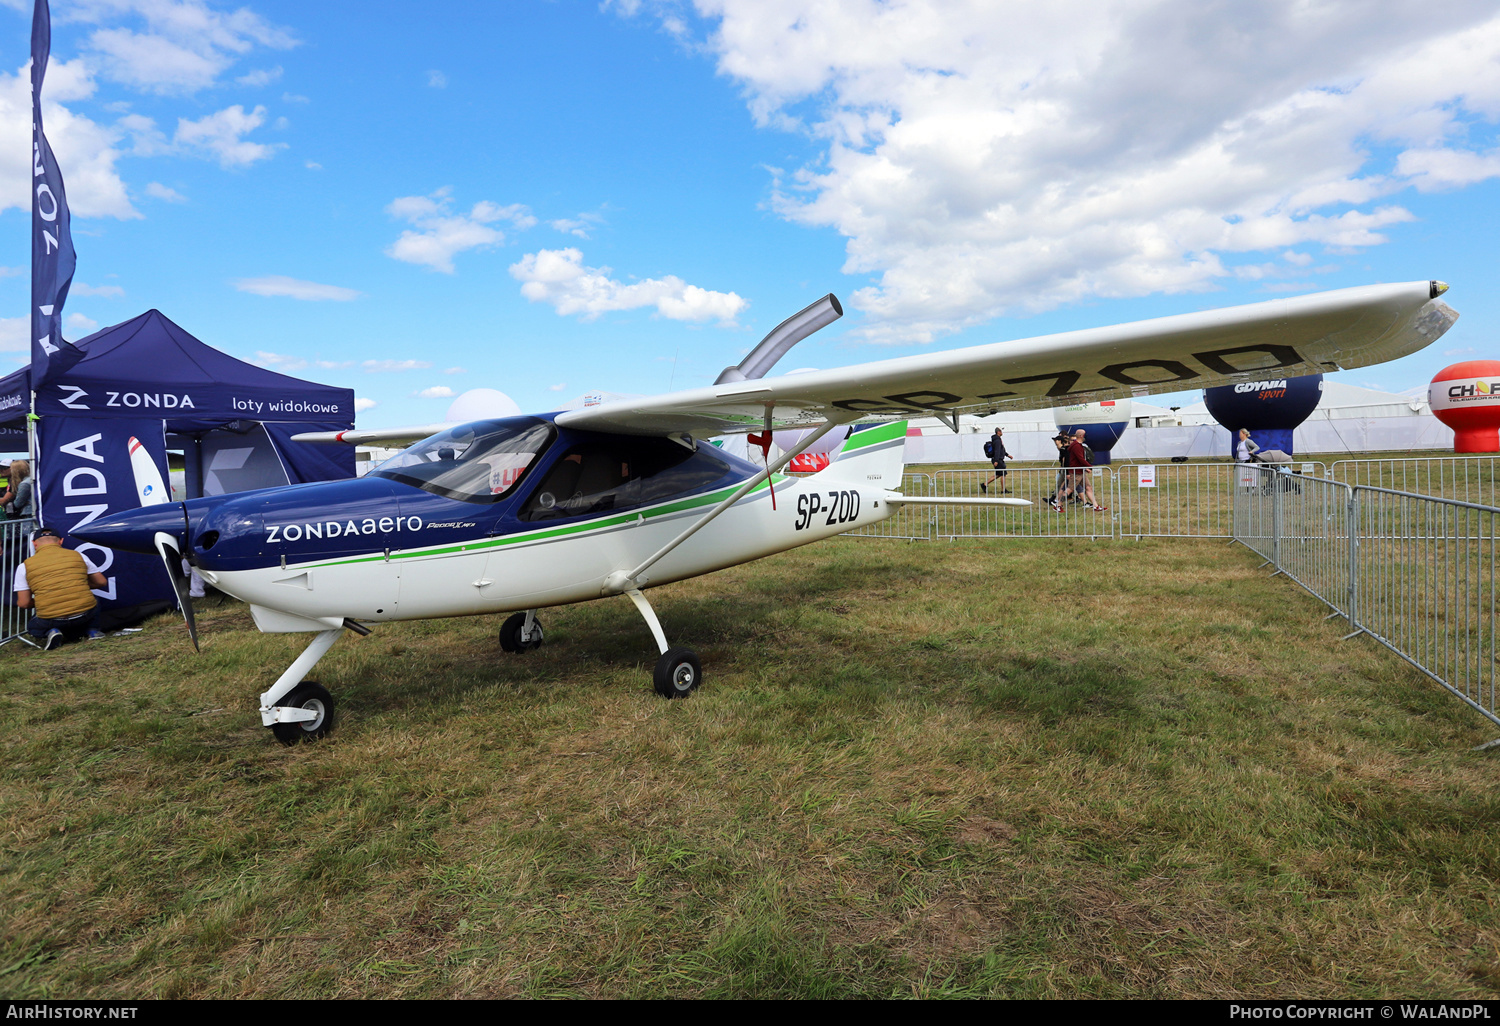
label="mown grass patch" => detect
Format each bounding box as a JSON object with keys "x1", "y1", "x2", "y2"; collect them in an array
[{"x1": 0, "y1": 537, "x2": 1496, "y2": 998}]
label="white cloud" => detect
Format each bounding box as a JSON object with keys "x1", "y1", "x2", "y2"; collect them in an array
[
  {"x1": 144, "y1": 181, "x2": 186, "y2": 202},
  {"x1": 510, "y1": 247, "x2": 747, "y2": 323},
  {"x1": 1445, "y1": 347, "x2": 1478, "y2": 356},
  {"x1": 384, "y1": 188, "x2": 537, "y2": 273},
  {"x1": 72, "y1": 282, "x2": 125, "y2": 298},
  {"x1": 118, "y1": 112, "x2": 168, "y2": 156},
  {"x1": 550, "y1": 212, "x2": 604, "y2": 238},
  {"x1": 1395, "y1": 147, "x2": 1500, "y2": 192},
  {"x1": 417, "y1": 385, "x2": 454, "y2": 398},
  {"x1": 548, "y1": 382, "x2": 566, "y2": 391},
  {"x1": 236, "y1": 66, "x2": 282, "y2": 87},
  {"x1": 174, "y1": 104, "x2": 282, "y2": 167},
  {"x1": 629, "y1": 2, "x2": 1500, "y2": 342},
  {"x1": 252, "y1": 350, "x2": 306, "y2": 371},
  {"x1": 66, "y1": 312, "x2": 99, "y2": 335},
  {"x1": 283, "y1": 92, "x2": 309, "y2": 104},
  {"x1": 304, "y1": 161, "x2": 321, "y2": 170},
  {"x1": 0, "y1": 59, "x2": 138, "y2": 219},
  {"x1": 76, "y1": 0, "x2": 299, "y2": 96},
  {"x1": 364, "y1": 359, "x2": 432, "y2": 372},
  {"x1": 427, "y1": 69, "x2": 447, "y2": 88},
  {"x1": 444, "y1": 366, "x2": 466, "y2": 374},
  {"x1": 0, "y1": 266, "x2": 21, "y2": 277},
  {"x1": 316, "y1": 359, "x2": 354, "y2": 369},
  {"x1": 233, "y1": 275, "x2": 362, "y2": 301},
  {"x1": 354, "y1": 397, "x2": 378, "y2": 413},
  {"x1": 0, "y1": 316, "x2": 27, "y2": 352}
]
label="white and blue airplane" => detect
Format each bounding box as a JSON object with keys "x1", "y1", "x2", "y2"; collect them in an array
[{"x1": 75, "y1": 281, "x2": 1457, "y2": 745}]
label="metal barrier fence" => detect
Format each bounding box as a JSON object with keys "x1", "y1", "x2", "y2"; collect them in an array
[
  {"x1": 845, "y1": 473, "x2": 936, "y2": 540},
  {"x1": 1115, "y1": 461, "x2": 1249, "y2": 539},
  {"x1": 1349, "y1": 487, "x2": 1497, "y2": 737},
  {"x1": 1332, "y1": 455, "x2": 1500, "y2": 508},
  {"x1": 0, "y1": 518, "x2": 37, "y2": 647},
  {"x1": 1232, "y1": 465, "x2": 1498, "y2": 745},
  {"x1": 1231, "y1": 465, "x2": 1353, "y2": 618},
  {"x1": 859, "y1": 461, "x2": 1323, "y2": 541},
  {"x1": 930, "y1": 467, "x2": 1115, "y2": 539}
]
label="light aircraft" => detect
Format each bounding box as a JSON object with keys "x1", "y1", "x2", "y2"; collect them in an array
[{"x1": 74, "y1": 281, "x2": 1457, "y2": 745}]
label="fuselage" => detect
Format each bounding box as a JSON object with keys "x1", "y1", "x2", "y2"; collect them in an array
[{"x1": 75, "y1": 414, "x2": 898, "y2": 630}]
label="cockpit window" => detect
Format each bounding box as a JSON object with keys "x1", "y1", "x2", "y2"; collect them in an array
[
  {"x1": 521, "y1": 435, "x2": 731, "y2": 521},
  {"x1": 370, "y1": 418, "x2": 555, "y2": 503}
]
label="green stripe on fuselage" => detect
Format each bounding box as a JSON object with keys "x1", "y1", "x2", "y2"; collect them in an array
[{"x1": 298, "y1": 472, "x2": 790, "y2": 570}]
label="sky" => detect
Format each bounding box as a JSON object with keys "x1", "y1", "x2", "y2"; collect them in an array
[{"x1": 0, "y1": 0, "x2": 1497, "y2": 430}]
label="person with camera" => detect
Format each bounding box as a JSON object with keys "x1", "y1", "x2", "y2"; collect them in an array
[
  {"x1": 1045, "y1": 432, "x2": 1070, "y2": 506},
  {"x1": 1051, "y1": 429, "x2": 1108, "y2": 512}
]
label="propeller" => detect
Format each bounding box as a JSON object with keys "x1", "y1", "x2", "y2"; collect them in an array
[{"x1": 153, "y1": 530, "x2": 199, "y2": 652}]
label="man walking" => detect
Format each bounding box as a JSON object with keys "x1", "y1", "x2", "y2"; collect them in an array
[
  {"x1": 981, "y1": 427, "x2": 1011, "y2": 493},
  {"x1": 14, "y1": 527, "x2": 107, "y2": 649}
]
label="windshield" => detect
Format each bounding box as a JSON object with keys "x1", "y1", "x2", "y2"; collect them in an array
[{"x1": 371, "y1": 417, "x2": 555, "y2": 503}]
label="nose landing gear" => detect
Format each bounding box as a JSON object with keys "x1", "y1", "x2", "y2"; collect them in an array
[{"x1": 269, "y1": 681, "x2": 335, "y2": 745}]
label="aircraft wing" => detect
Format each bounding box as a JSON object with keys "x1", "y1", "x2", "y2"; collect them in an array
[{"x1": 554, "y1": 281, "x2": 1456, "y2": 436}]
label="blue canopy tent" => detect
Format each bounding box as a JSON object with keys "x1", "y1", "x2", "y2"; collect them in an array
[{"x1": 0, "y1": 309, "x2": 356, "y2": 610}]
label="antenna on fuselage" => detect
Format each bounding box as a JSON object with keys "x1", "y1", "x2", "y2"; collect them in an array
[{"x1": 714, "y1": 293, "x2": 843, "y2": 385}]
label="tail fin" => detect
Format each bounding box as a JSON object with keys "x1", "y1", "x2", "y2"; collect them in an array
[{"x1": 816, "y1": 420, "x2": 907, "y2": 489}]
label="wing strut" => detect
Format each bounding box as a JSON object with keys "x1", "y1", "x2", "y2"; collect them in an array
[{"x1": 606, "y1": 415, "x2": 849, "y2": 593}]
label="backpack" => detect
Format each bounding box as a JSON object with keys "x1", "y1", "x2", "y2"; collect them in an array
[{"x1": 982, "y1": 439, "x2": 995, "y2": 460}]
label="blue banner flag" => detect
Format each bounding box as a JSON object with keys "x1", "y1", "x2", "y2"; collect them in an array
[
  {"x1": 30, "y1": 0, "x2": 82, "y2": 389},
  {"x1": 37, "y1": 414, "x2": 174, "y2": 611}
]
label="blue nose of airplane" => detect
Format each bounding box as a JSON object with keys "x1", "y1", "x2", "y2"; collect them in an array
[{"x1": 69, "y1": 498, "x2": 221, "y2": 555}]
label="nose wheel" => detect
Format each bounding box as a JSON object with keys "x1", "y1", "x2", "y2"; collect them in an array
[
  {"x1": 500, "y1": 611, "x2": 544, "y2": 653},
  {"x1": 269, "y1": 681, "x2": 336, "y2": 745},
  {"x1": 259, "y1": 626, "x2": 349, "y2": 746}
]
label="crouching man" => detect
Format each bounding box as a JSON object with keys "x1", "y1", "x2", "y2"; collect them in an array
[{"x1": 15, "y1": 527, "x2": 107, "y2": 650}]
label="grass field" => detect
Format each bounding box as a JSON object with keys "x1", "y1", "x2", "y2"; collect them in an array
[{"x1": 2, "y1": 537, "x2": 1497, "y2": 999}]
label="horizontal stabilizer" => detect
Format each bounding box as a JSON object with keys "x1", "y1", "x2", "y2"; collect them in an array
[{"x1": 884, "y1": 495, "x2": 1033, "y2": 508}]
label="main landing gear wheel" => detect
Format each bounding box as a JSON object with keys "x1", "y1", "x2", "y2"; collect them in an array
[
  {"x1": 499, "y1": 612, "x2": 544, "y2": 653},
  {"x1": 653, "y1": 647, "x2": 701, "y2": 699},
  {"x1": 269, "y1": 681, "x2": 336, "y2": 746}
]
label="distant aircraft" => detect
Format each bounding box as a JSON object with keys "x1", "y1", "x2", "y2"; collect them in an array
[{"x1": 74, "y1": 282, "x2": 1456, "y2": 745}]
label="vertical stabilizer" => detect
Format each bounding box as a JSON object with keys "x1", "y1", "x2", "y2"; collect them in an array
[{"x1": 815, "y1": 420, "x2": 908, "y2": 489}]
